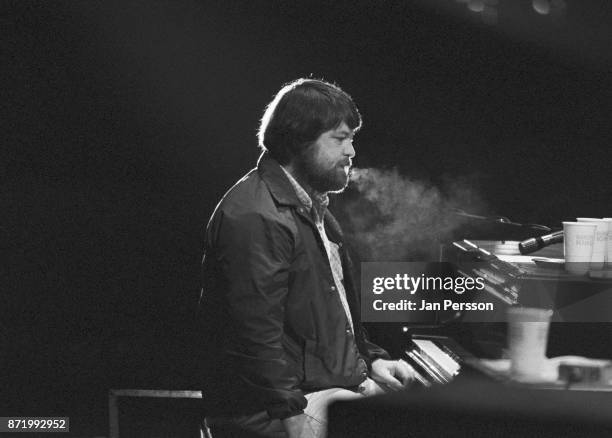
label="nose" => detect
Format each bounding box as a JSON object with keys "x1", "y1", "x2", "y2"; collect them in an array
[{"x1": 344, "y1": 139, "x2": 355, "y2": 158}]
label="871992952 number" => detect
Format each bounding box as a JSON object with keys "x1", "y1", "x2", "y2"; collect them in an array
[{"x1": 1, "y1": 417, "x2": 69, "y2": 432}]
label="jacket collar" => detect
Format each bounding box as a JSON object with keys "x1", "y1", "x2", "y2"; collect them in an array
[
  {"x1": 257, "y1": 152, "x2": 345, "y2": 242},
  {"x1": 257, "y1": 152, "x2": 303, "y2": 207}
]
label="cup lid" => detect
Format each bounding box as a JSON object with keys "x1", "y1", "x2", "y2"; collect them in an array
[
  {"x1": 563, "y1": 221, "x2": 597, "y2": 227},
  {"x1": 507, "y1": 306, "x2": 553, "y2": 322}
]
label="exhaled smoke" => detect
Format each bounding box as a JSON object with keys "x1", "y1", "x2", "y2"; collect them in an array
[{"x1": 338, "y1": 167, "x2": 486, "y2": 261}]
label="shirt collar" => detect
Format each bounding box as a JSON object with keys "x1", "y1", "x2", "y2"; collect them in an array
[{"x1": 280, "y1": 166, "x2": 329, "y2": 221}]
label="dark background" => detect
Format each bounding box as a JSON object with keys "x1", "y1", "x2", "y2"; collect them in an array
[{"x1": 3, "y1": 0, "x2": 612, "y2": 434}]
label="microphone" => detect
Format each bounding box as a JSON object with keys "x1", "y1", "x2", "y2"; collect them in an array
[{"x1": 518, "y1": 230, "x2": 564, "y2": 255}]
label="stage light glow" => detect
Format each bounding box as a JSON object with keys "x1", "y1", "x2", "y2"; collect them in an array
[
  {"x1": 468, "y1": 0, "x2": 485, "y2": 13},
  {"x1": 533, "y1": 0, "x2": 551, "y2": 15}
]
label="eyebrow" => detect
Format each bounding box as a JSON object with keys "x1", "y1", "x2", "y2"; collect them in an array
[{"x1": 334, "y1": 128, "x2": 354, "y2": 137}]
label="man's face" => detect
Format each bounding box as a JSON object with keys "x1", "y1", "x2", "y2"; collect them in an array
[{"x1": 298, "y1": 121, "x2": 356, "y2": 194}]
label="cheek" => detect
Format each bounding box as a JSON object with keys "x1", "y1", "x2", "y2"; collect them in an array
[
  {"x1": 312, "y1": 148, "x2": 334, "y2": 166},
  {"x1": 311, "y1": 139, "x2": 343, "y2": 167},
  {"x1": 319, "y1": 143, "x2": 342, "y2": 163}
]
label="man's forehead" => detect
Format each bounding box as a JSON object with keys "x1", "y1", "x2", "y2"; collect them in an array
[{"x1": 333, "y1": 122, "x2": 354, "y2": 135}]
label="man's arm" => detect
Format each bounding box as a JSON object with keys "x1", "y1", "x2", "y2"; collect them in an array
[
  {"x1": 360, "y1": 336, "x2": 391, "y2": 364},
  {"x1": 357, "y1": 329, "x2": 415, "y2": 389},
  {"x1": 212, "y1": 209, "x2": 307, "y2": 419}
]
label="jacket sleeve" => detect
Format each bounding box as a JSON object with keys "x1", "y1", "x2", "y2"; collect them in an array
[
  {"x1": 211, "y1": 209, "x2": 307, "y2": 419},
  {"x1": 358, "y1": 328, "x2": 392, "y2": 371}
]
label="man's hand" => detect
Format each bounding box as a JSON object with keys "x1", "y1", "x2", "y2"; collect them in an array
[{"x1": 370, "y1": 358, "x2": 416, "y2": 391}]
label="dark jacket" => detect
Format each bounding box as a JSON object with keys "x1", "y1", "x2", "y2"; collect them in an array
[{"x1": 198, "y1": 153, "x2": 389, "y2": 419}]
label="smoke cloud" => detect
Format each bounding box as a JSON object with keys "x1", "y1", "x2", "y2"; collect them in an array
[{"x1": 337, "y1": 167, "x2": 486, "y2": 261}]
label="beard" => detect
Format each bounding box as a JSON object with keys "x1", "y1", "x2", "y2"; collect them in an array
[{"x1": 296, "y1": 149, "x2": 350, "y2": 194}]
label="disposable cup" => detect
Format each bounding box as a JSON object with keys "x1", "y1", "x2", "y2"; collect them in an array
[
  {"x1": 563, "y1": 222, "x2": 596, "y2": 275},
  {"x1": 576, "y1": 218, "x2": 609, "y2": 270},
  {"x1": 507, "y1": 307, "x2": 553, "y2": 382}
]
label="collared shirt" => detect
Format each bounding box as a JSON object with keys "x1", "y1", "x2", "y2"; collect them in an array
[{"x1": 281, "y1": 167, "x2": 354, "y2": 333}]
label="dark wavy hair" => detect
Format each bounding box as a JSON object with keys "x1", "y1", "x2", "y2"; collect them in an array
[{"x1": 258, "y1": 78, "x2": 362, "y2": 164}]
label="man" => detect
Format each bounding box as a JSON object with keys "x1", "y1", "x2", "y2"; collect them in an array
[{"x1": 199, "y1": 79, "x2": 414, "y2": 437}]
